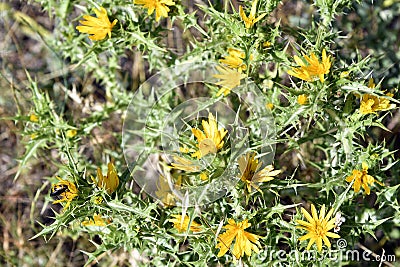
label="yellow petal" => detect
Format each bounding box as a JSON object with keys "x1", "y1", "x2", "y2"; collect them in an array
[
  {"x1": 311, "y1": 204, "x2": 318, "y2": 221},
  {"x1": 326, "y1": 232, "x2": 340, "y2": 238},
  {"x1": 319, "y1": 205, "x2": 326, "y2": 220},
  {"x1": 316, "y1": 237, "x2": 323, "y2": 252},
  {"x1": 301, "y1": 207, "x2": 314, "y2": 223},
  {"x1": 306, "y1": 237, "x2": 316, "y2": 250}
]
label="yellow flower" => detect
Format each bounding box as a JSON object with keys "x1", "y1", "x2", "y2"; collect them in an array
[
  {"x1": 296, "y1": 204, "x2": 340, "y2": 252},
  {"x1": 155, "y1": 175, "x2": 177, "y2": 207},
  {"x1": 359, "y1": 78, "x2": 396, "y2": 114},
  {"x1": 95, "y1": 161, "x2": 119, "y2": 194},
  {"x1": 266, "y1": 103, "x2": 274, "y2": 110},
  {"x1": 216, "y1": 219, "x2": 262, "y2": 259},
  {"x1": 92, "y1": 196, "x2": 103, "y2": 204},
  {"x1": 238, "y1": 152, "x2": 281, "y2": 193},
  {"x1": 51, "y1": 177, "x2": 78, "y2": 210},
  {"x1": 213, "y1": 65, "x2": 246, "y2": 96},
  {"x1": 134, "y1": 0, "x2": 175, "y2": 22},
  {"x1": 76, "y1": 7, "x2": 117, "y2": 41},
  {"x1": 359, "y1": 93, "x2": 395, "y2": 114},
  {"x1": 82, "y1": 214, "x2": 109, "y2": 227},
  {"x1": 297, "y1": 94, "x2": 308, "y2": 105},
  {"x1": 288, "y1": 49, "x2": 332, "y2": 83},
  {"x1": 169, "y1": 214, "x2": 202, "y2": 233},
  {"x1": 199, "y1": 172, "x2": 208, "y2": 181},
  {"x1": 29, "y1": 114, "x2": 39, "y2": 122},
  {"x1": 171, "y1": 156, "x2": 201, "y2": 172},
  {"x1": 263, "y1": 41, "x2": 271, "y2": 48},
  {"x1": 66, "y1": 129, "x2": 77, "y2": 138},
  {"x1": 340, "y1": 71, "x2": 349, "y2": 78},
  {"x1": 30, "y1": 133, "x2": 38, "y2": 140},
  {"x1": 219, "y1": 48, "x2": 252, "y2": 72},
  {"x1": 345, "y1": 162, "x2": 384, "y2": 195},
  {"x1": 239, "y1": 0, "x2": 266, "y2": 29},
  {"x1": 191, "y1": 113, "x2": 228, "y2": 159}
]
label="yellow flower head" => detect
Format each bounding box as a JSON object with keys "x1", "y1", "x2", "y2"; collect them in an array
[
  {"x1": 169, "y1": 214, "x2": 202, "y2": 233},
  {"x1": 155, "y1": 175, "x2": 177, "y2": 207},
  {"x1": 216, "y1": 219, "x2": 262, "y2": 259},
  {"x1": 213, "y1": 65, "x2": 246, "y2": 96},
  {"x1": 359, "y1": 93, "x2": 396, "y2": 114},
  {"x1": 359, "y1": 81, "x2": 396, "y2": 114},
  {"x1": 238, "y1": 152, "x2": 281, "y2": 193},
  {"x1": 51, "y1": 177, "x2": 78, "y2": 210},
  {"x1": 82, "y1": 214, "x2": 110, "y2": 227},
  {"x1": 297, "y1": 94, "x2": 308, "y2": 105},
  {"x1": 92, "y1": 196, "x2": 104, "y2": 204},
  {"x1": 296, "y1": 204, "x2": 340, "y2": 252},
  {"x1": 239, "y1": 0, "x2": 266, "y2": 29},
  {"x1": 135, "y1": 0, "x2": 175, "y2": 22},
  {"x1": 266, "y1": 103, "x2": 274, "y2": 110},
  {"x1": 345, "y1": 162, "x2": 384, "y2": 195},
  {"x1": 76, "y1": 7, "x2": 118, "y2": 41},
  {"x1": 219, "y1": 48, "x2": 252, "y2": 72},
  {"x1": 359, "y1": 78, "x2": 396, "y2": 114},
  {"x1": 288, "y1": 49, "x2": 332, "y2": 83},
  {"x1": 263, "y1": 41, "x2": 272, "y2": 48},
  {"x1": 191, "y1": 113, "x2": 228, "y2": 159},
  {"x1": 340, "y1": 71, "x2": 350, "y2": 78},
  {"x1": 30, "y1": 133, "x2": 38, "y2": 140},
  {"x1": 171, "y1": 156, "x2": 201, "y2": 172},
  {"x1": 66, "y1": 129, "x2": 77, "y2": 138},
  {"x1": 199, "y1": 172, "x2": 208, "y2": 181},
  {"x1": 29, "y1": 114, "x2": 39, "y2": 122},
  {"x1": 95, "y1": 161, "x2": 119, "y2": 194}
]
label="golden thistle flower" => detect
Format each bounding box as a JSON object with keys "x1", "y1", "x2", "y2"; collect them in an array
[
  {"x1": 239, "y1": 0, "x2": 266, "y2": 29},
  {"x1": 216, "y1": 219, "x2": 262, "y2": 259},
  {"x1": 51, "y1": 177, "x2": 78, "y2": 210},
  {"x1": 340, "y1": 71, "x2": 350, "y2": 78},
  {"x1": 169, "y1": 214, "x2": 202, "y2": 233},
  {"x1": 360, "y1": 93, "x2": 395, "y2": 114},
  {"x1": 82, "y1": 214, "x2": 110, "y2": 227},
  {"x1": 219, "y1": 48, "x2": 252, "y2": 72},
  {"x1": 263, "y1": 41, "x2": 272, "y2": 48},
  {"x1": 30, "y1": 133, "x2": 38, "y2": 140},
  {"x1": 134, "y1": 0, "x2": 175, "y2": 22},
  {"x1": 296, "y1": 204, "x2": 340, "y2": 252},
  {"x1": 66, "y1": 129, "x2": 77, "y2": 138},
  {"x1": 76, "y1": 7, "x2": 118, "y2": 41},
  {"x1": 238, "y1": 152, "x2": 281, "y2": 193},
  {"x1": 191, "y1": 113, "x2": 228, "y2": 159},
  {"x1": 288, "y1": 49, "x2": 332, "y2": 83},
  {"x1": 29, "y1": 114, "x2": 39, "y2": 122},
  {"x1": 213, "y1": 65, "x2": 246, "y2": 96},
  {"x1": 95, "y1": 161, "x2": 119, "y2": 194},
  {"x1": 359, "y1": 79, "x2": 396, "y2": 114},
  {"x1": 199, "y1": 172, "x2": 208, "y2": 181},
  {"x1": 345, "y1": 162, "x2": 384, "y2": 195},
  {"x1": 297, "y1": 94, "x2": 308, "y2": 105}
]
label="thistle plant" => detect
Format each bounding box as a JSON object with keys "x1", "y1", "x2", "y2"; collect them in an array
[{"x1": 3, "y1": 0, "x2": 400, "y2": 266}]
